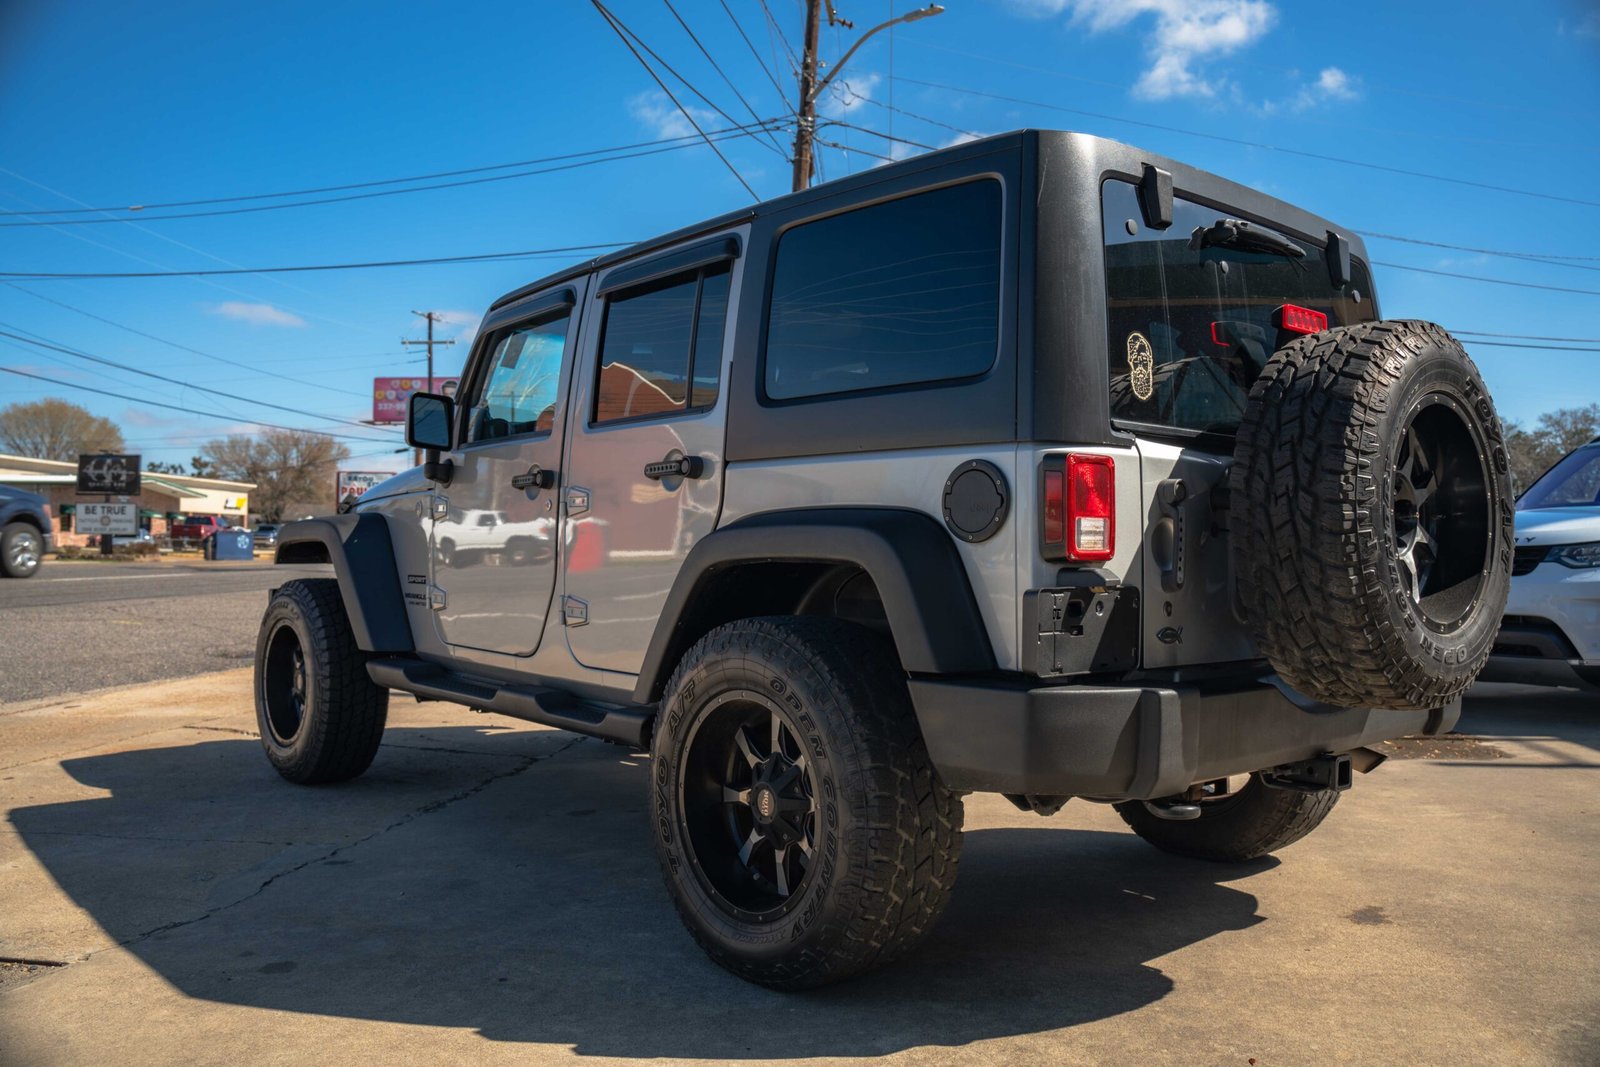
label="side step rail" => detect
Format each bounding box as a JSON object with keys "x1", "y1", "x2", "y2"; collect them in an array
[{"x1": 366, "y1": 658, "x2": 653, "y2": 749}]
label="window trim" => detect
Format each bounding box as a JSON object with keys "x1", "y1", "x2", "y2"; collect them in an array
[
  {"x1": 456, "y1": 300, "x2": 577, "y2": 449},
  {"x1": 589, "y1": 261, "x2": 731, "y2": 429},
  {"x1": 756, "y1": 174, "x2": 1006, "y2": 407}
]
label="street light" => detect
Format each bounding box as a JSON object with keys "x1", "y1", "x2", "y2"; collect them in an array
[
  {"x1": 811, "y1": 5, "x2": 943, "y2": 106},
  {"x1": 791, "y1": 4, "x2": 945, "y2": 191}
]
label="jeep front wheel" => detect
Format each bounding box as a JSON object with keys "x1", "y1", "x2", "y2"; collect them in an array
[
  {"x1": 255, "y1": 578, "x2": 388, "y2": 784},
  {"x1": 652, "y1": 617, "x2": 962, "y2": 990}
]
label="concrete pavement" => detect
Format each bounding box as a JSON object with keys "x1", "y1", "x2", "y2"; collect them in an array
[{"x1": 0, "y1": 674, "x2": 1596, "y2": 1065}]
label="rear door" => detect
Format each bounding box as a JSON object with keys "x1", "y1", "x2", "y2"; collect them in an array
[
  {"x1": 1098, "y1": 179, "x2": 1375, "y2": 667},
  {"x1": 430, "y1": 281, "x2": 586, "y2": 656},
  {"x1": 559, "y1": 235, "x2": 740, "y2": 674}
]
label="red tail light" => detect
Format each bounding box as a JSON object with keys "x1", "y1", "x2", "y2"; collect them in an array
[
  {"x1": 1275, "y1": 303, "x2": 1328, "y2": 335},
  {"x1": 1041, "y1": 454, "x2": 1115, "y2": 562}
]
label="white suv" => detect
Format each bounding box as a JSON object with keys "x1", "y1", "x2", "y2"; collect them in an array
[{"x1": 1484, "y1": 437, "x2": 1600, "y2": 690}]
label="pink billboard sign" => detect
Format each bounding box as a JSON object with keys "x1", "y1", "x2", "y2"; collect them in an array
[{"x1": 372, "y1": 376, "x2": 461, "y2": 424}]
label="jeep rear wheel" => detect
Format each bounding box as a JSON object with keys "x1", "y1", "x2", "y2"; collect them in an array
[
  {"x1": 652, "y1": 617, "x2": 962, "y2": 990},
  {"x1": 1231, "y1": 320, "x2": 1512, "y2": 710},
  {"x1": 1114, "y1": 774, "x2": 1339, "y2": 862},
  {"x1": 255, "y1": 578, "x2": 388, "y2": 784}
]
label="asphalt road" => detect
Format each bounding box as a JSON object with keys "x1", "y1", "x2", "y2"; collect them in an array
[
  {"x1": 0, "y1": 561, "x2": 330, "y2": 705},
  {"x1": 0, "y1": 674, "x2": 1595, "y2": 1065}
]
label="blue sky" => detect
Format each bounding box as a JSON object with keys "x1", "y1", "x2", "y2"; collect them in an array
[{"x1": 1, "y1": 0, "x2": 1596, "y2": 472}]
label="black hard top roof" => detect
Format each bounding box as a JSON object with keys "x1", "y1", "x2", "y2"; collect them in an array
[{"x1": 489, "y1": 128, "x2": 1359, "y2": 312}]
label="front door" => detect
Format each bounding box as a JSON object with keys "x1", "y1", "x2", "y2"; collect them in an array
[
  {"x1": 560, "y1": 243, "x2": 738, "y2": 674},
  {"x1": 431, "y1": 283, "x2": 585, "y2": 655}
]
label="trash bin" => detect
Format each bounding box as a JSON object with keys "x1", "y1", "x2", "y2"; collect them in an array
[{"x1": 205, "y1": 530, "x2": 254, "y2": 561}]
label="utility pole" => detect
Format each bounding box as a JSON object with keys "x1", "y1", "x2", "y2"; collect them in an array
[
  {"x1": 402, "y1": 311, "x2": 456, "y2": 395},
  {"x1": 789, "y1": 4, "x2": 945, "y2": 193},
  {"x1": 791, "y1": 0, "x2": 824, "y2": 193}
]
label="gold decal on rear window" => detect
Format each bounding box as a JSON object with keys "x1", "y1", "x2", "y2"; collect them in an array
[{"x1": 1127, "y1": 332, "x2": 1154, "y2": 401}]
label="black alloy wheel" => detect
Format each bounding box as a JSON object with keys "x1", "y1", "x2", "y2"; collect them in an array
[
  {"x1": 1392, "y1": 397, "x2": 1491, "y2": 631},
  {"x1": 680, "y1": 694, "x2": 819, "y2": 916},
  {"x1": 260, "y1": 622, "x2": 308, "y2": 745}
]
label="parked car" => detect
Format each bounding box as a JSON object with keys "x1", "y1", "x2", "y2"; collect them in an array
[
  {"x1": 170, "y1": 514, "x2": 232, "y2": 543},
  {"x1": 111, "y1": 528, "x2": 154, "y2": 547},
  {"x1": 252, "y1": 131, "x2": 1513, "y2": 989},
  {"x1": 1482, "y1": 437, "x2": 1600, "y2": 690},
  {"x1": 0, "y1": 484, "x2": 53, "y2": 578},
  {"x1": 252, "y1": 523, "x2": 281, "y2": 548}
]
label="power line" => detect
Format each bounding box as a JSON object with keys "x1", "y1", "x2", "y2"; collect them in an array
[
  {"x1": 0, "y1": 126, "x2": 779, "y2": 219},
  {"x1": 1374, "y1": 261, "x2": 1600, "y2": 296},
  {"x1": 824, "y1": 119, "x2": 935, "y2": 152},
  {"x1": 895, "y1": 76, "x2": 1600, "y2": 210},
  {"x1": 1459, "y1": 340, "x2": 1600, "y2": 352},
  {"x1": 757, "y1": 0, "x2": 801, "y2": 74},
  {"x1": 0, "y1": 327, "x2": 392, "y2": 430},
  {"x1": 0, "y1": 366, "x2": 397, "y2": 442},
  {"x1": 718, "y1": 0, "x2": 793, "y2": 106},
  {"x1": 0, "y1": 126, "x2": 780, "y2": 227},
  {"x1": 3, "y1": 282, "x2": 373, "y2": 398},
  {"x1": 664, "y1": 0, "x2": 790, "y2": 159},
  {"x1": 1452, "y1": 330, "x2": 1600, "y2": 343},
  {"x1": 591, "y1": 1, "x2": 760, "y2": 200},
  {"x1": 1359, "y1": 232, "x2": 1600, "y2": 270},
  {"x1": 0, "y1": 242, "x2": 627, "y2": 281}
]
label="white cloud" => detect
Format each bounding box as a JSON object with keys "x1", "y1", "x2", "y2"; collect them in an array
[
  {"x1": 1268, "y1": 65, "x2": 1361, "y2": 112},
  {"x1": 627, "y1": 90, "x2": 720, "y2": 140},
  {"x1": 820, "y1": 73, "x2": 882, "y2": 118},
  {"x1": 430, "y1": 309, "x2": 482, "y2": 347},
  {"x1": 210, "y1": 302, "x2": 306, "y2": 328},
  {"x1": 943, "y1": 131, "x2": 985, "y2": 147},
  {"x1": 1009, "y1": 0, "x2": 1277, "y2": 99}
]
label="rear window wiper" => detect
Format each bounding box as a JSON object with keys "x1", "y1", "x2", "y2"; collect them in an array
[{"x1": 1190, "y1": 218, "x2": 1306, "y2": 261}]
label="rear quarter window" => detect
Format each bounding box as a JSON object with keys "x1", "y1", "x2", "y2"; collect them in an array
[{"x1": 763, "y1": 179, "x2": 1003, "y2": 401}]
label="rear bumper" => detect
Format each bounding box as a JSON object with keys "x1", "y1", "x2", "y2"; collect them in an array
[{"x1": 909, "y1": 675, "x2": 1458, "y2": 799}]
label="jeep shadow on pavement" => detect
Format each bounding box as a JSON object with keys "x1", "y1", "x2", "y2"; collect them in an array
[
  {"x1": 11, "y1": 727, "x2": 1269, "y2": 1054},
  {"x1": 257, "y1": 130, "x2": 1513, "y2": 989}
]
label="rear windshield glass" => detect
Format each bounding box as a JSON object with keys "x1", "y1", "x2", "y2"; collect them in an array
[
  {"x1": 1519, "y1": 444, "x2": 1600, "y2": 508},
  {"x1": 1102, "y1": 179, "x2": 1375, "y2": 436}
]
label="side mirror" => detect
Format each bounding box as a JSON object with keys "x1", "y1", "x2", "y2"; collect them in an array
[
  {"x1": 406, "y1": 392, "x2": 454, "y2": 451},
  {"x1": 406, "y1": 392, "x2": 455, "y2": 485}
]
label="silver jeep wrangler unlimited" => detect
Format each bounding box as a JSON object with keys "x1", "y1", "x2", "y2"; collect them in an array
[{"x1": 256, "y1": 131, "x2": 1513, "y2": 989}]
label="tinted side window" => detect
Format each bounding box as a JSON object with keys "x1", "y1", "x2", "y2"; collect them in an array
[
  {"x1": 468, "y1": 314, "x2": 569, "y2": 442},
  {"x1": 764, "y1": 179, "x2": 1003, "y2": 401},
  {"x1": 596, "y1": 264, "x2": 729, "y2": 424}
]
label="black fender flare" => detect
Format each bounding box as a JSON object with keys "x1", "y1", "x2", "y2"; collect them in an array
[
  {"x1": 632, "y1": 507, "x2": 995, "y2": 704},
  {"x1": 273, "y1": 514, "x2": 413, "y2": 653}
]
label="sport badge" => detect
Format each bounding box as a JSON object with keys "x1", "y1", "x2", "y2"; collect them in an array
[{"x1": 1126, "y1": 331, "x2": 1155, "y2": 401}]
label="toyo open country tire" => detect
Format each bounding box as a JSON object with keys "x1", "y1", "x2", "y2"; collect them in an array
[
  {"x1": 652, "y1": 617, "x2": 962, "y2": 990},
  {"x1": 1231, "y1": 320, "x2": 1513, "y2": 710},
  {"x1": 254, "y1": 578, "x2": 389, "y2": 784}
]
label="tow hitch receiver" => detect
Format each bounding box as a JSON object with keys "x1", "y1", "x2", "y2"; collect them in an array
[{"x1": 1262, "y1": 753, "x2": 1353, "y2": 793}]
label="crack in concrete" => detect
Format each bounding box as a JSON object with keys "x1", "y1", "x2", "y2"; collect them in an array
[
  {"x1": 106, "y1": 734, "x2": 589, "y2": 954},
  {"x1": 183, "y1": 725, "x2": 257, "y2": 738}
]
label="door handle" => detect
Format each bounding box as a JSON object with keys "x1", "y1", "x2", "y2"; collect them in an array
[
  {"x1": 511, "y1": 465, "x2": 556, "y2": 491},
  {"x1": 644, "y1": 454, "x2": 706, "y2": 480}
]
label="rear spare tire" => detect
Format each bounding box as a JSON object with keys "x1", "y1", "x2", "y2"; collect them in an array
[{"x1": 1231, "y1": 320, "x2": 1512, "y2": 710}]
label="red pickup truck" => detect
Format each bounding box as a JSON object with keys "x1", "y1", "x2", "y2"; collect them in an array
[{"x1": 170, "y1": 514, "x2": 233, "y2": 543}]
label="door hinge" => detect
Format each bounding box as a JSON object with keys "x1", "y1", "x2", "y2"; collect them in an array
[
  {"x1": 431, "y1": 495, "x2": 449, "y2": 521},
  {"x1": 429, "y1": 586, "x2": 447, "y2": 611},
  {"x1": 565, "y1": 486, "x2": 591, "y2": 516},
  {"x1": 562, "y1": 595, "x2": 588, "y2": 626}
]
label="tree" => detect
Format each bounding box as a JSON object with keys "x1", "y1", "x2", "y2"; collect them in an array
[
  {"x1": 197, "y1": 429, "x2": 351, "y2": 522},
  {"x1": 146, "y1": 460, "x2": 187, "y2": 474},
  {"x1": 0, "y1": 398, "x2": 124, "y2": 461},
  {"x1": 1504, "y1": 404, "x2": 1600, "y2": 494}
]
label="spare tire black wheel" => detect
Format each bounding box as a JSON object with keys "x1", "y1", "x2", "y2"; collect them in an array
[{"x1": 1231, "y1": 320, "x2": 1512, "y2": 710}]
